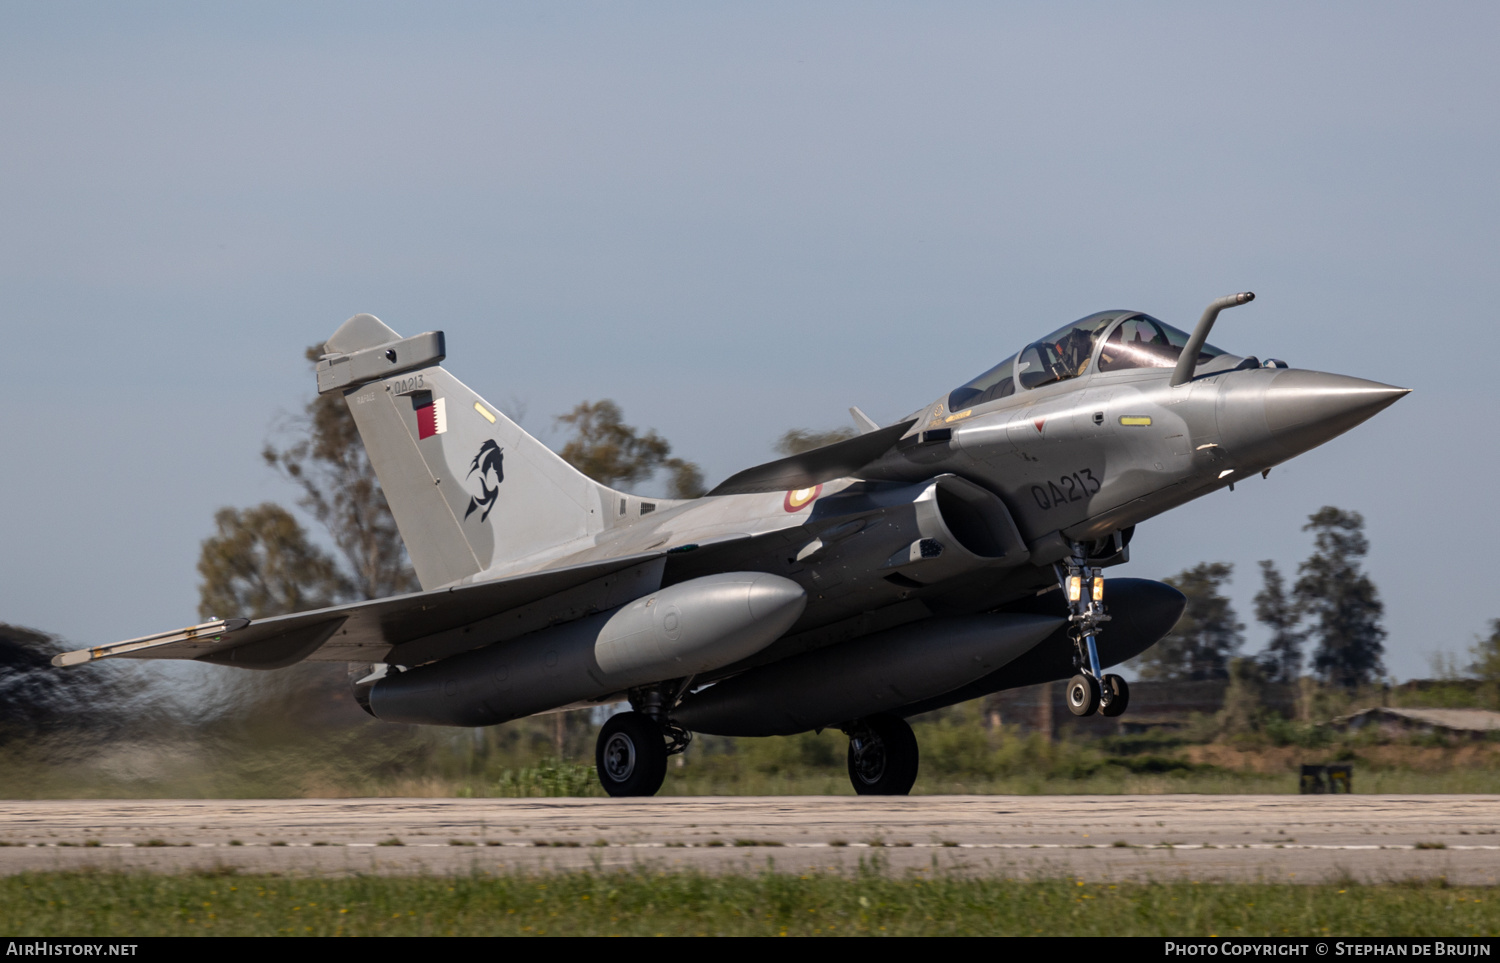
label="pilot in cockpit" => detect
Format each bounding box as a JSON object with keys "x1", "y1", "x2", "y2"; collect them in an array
[{"x1": 1053, "y1": 326, "x2": 1097, "y2": 378}]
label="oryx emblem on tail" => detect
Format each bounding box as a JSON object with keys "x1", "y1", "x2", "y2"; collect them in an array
[{"x1": 464, "y1": 440, "x2": 504, "y2": 522}]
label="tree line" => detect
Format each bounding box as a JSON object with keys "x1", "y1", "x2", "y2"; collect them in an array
[{"x1": 1135, "y1": 507, "x2": 1412, "y2": 690}]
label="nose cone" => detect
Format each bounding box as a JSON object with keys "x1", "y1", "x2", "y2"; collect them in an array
[{"x1": 1262, "y1": 370, "x2": 1409, "y2": 458}]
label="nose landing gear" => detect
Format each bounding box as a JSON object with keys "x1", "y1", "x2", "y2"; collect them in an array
[{"x1": 1058, "y1": 550, "x2": 1130, "y2": 719}]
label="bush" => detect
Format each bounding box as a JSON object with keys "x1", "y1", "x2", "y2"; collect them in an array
[
  {"x1": 494, "y1": 758, "x2": 602, "y2": 797},
  {"x1": 1262, "y1": 714, "x2": 1332, "y2": 748}
]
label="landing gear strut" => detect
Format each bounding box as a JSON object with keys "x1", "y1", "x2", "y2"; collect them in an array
[
  {"x1": 1057, "y1": 549, "x2": 1129, "y2": 719},
  {"x1": 843, "y1": 713, "x2": 919, "y2": 796},
  {"x1": 595, "y1": 681, "x2": 695, "y2": 797}
]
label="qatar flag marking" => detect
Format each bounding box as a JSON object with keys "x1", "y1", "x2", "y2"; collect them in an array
[{"x1": 417, "y1": 396, "x2": 448, "y2": 439}]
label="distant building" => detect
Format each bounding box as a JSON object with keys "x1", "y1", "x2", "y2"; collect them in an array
[{"x1": 1331, "y1": 707, "x2": 1500, "y2": 740}]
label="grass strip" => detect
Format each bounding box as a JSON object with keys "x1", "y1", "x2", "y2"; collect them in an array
[{"x1": 1, "y1": 871, "x2": 1496, "y2": 937}]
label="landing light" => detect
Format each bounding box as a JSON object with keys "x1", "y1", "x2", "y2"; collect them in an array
[
  {"x1": 1092, "y1": 577, "x2": 1104, "y2": 602},
  {"x1": 1067, "y1": 575, "x2": 1083, "y2": 602}
]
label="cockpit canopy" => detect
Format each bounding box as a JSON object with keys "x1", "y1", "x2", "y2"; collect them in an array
[{"x1": 946, "y1": 311, "x2": 1227, "y2": 411}]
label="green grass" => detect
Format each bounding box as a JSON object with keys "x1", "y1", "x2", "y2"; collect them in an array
[{"x1": 2, "y1": 871, "x2": 1496, "y2": 936}]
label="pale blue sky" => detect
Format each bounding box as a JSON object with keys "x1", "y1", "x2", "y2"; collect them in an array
[{"x1": 2, "y1": 2, "x2": 1496, "y2": 679}]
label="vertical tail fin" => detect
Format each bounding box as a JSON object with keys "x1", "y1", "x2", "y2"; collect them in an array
[{"x1": 321, "y1": 314, "x2": 614, "y2": 589}]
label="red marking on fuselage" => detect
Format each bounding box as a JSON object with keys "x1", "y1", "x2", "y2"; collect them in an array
[{"x1": 1033, "y1": 418, "x2": 1046, "y2": 433}]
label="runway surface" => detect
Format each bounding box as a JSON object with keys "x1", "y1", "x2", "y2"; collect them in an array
[{"x1": 1, "y1": 796, "x2": 1496, "y2": 883}]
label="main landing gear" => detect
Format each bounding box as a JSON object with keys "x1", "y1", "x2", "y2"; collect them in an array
[
  {"x1": 595, "y1": 712, "x2": 670, "y2": 797},
  {"x1": 1058, "y1": 549, "x2": 1130, "y2": 719},
  {"x1": 842, "y1": 714, "x2": 919, "y2": 795},
  {"x1": 595, "y1": 683, "x2": 694, "y2": 797}
]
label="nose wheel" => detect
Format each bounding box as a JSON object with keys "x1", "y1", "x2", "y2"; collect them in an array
[
  {"x1": 843, "y1": 713, "x2": 919, "y2": 795},
  {"x1": 1066, "y1": 674, "x2": 1100, "y2": 716},
  {"x1": 1100, "y1": 674, "x2": 1130, "y2": 717},
  {"x1": 1066, "y1": 672, "x2": 1130, "y2": 717}
]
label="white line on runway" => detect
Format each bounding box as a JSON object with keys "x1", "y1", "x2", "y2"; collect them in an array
[{"x1": 16, "y1": 841, "x2": 1500, "y2": 851}]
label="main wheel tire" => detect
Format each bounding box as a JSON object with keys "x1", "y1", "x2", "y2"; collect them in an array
[
  {"x1": 1066, "y1": 674, "x2": 1101, "y2": 717},
  {"x1": 1100, "y1": 674, "x2": 1130, "y2": 717},
  {"x1": 847, "y1": 713, "x2": 919, "y2": 796},
  {"x1": 595, "y1": 712, "x2": 668, "y2": 798}
]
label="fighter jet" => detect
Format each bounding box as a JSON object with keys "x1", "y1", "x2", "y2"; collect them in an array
[{"x1": 56, "y1": 294, "x2": 1408, "y2": 796}]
